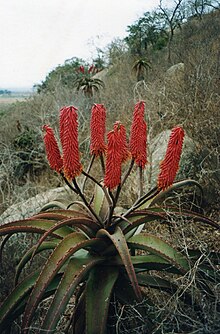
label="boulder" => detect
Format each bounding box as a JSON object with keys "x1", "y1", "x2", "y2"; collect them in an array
[{"x1": 0, "y1": 186, "x2": 74, "y2": 224}]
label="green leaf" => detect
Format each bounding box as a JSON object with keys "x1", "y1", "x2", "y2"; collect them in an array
[
  {"x1": 0, "y1": 219, "x2": 72, "y2": 238},
  {"x1": 40, "y1": 200, "x2": 68, "y2": 211},
  {"x1": 97, "y1": 227, "x2": 142, "y2": 301},
  {"x1": 123, "y1": 210, "x2": 166, "y2": 238},
  {"x1": 0, "y1": 270, "x2": 39, "y2": 331},
  {"x1": 93, "y1": 182, "x2": 109, "y2": 220},
  {"x1": 15, "y1": 240, "x2": 59, "y2": 285},
  {"x1": 150, "y1": 179, "x2": 203, "y2": 206},
  {"x1": 31, "y1": 216, "x2": 100, "y2": 260},
  {"x1": 86, "y1": 266, "x2": 118, "y2": 334},
  {"x1": 41, "y1": 256, "x2": 104, "y2": 332},
  {"x1": 22, "y1": 232, "x2": 101, "y2": 332},
  {"x1": 110, "y1": 254, "x2": 180, "y2": 273},
  {"x1": 0, "y1": 273, "x2": 63, "y2": 332},
  {"x1": 128, "y1": 233, "x2": 190, "y2": 273}
]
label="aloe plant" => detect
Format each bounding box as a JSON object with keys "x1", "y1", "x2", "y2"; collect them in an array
[
  {"x1": 73, "y1": 64, "x2": 104, "y2": 97},
  {"x1": 0, "y1": 102, "x2": 219, "y2": 334}
]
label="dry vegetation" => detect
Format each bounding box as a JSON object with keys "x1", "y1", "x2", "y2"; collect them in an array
[{"x1": 0, "y1": 9, "x2": 219, "y2": 334}]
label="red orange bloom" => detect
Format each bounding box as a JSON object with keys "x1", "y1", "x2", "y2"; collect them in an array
[
  {"x1": 158, "y1": 126, "x2": 185, "y2": 190},
  {"x1": 113, "y1": 121, "x2": 131, "y2": 163},
  {"x1": 104, "y1": 128, "x2": 122, "y2": 190},
  {"x1": 79, "y1": 65, "x2": 85, "y2": 74},
  {"x1": 129, "y1": 101, "x2": 147, "y2": 169},
  {"x1": 90, "y1": 104, "x2": 106, "y2": 156},
  {"x1": 104, "y1": 121, "x2": 130, "y2": 189},
  {"x1": 59, "y1": 106, "x2": 82, "y2": 179},
  {"x1": 43, "y1": 125, "x2": 63, "y2": 173}
]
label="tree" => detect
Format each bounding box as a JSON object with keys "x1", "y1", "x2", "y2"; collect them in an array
[
  {"x1": 35, "y1": 57, "x2": 87, "y2": 93},
  {"x1": 125, "y1": 11, "x2": 168, "y2": 56},
  {"x1": 158, "y1": 0, "x2": 185, "y2": 63},
  {"x1": 186, "y1": 0, "x2": 220, "y2": 19}
]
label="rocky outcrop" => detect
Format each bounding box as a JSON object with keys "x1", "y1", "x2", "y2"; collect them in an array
[{"x1": 0, "y1": 186, "x2": 74, "y2": 224}]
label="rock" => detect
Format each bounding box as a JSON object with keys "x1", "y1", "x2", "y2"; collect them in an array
[
  {"x1": 0, "y1": 186, "x2": 74, "y2": 224},
  {"x1": 165, "y1": 62, "x2": 185, "y2": 93}
]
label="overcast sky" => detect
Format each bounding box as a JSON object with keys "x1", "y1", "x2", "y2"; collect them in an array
[{"x1": 0, "y1": 0, "x2": 172, "y2": 90}]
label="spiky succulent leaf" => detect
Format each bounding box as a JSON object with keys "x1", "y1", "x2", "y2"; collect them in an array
[
  {"x1": 93, "y1": 183, "x2": 109, "y2": 220},
  {"x1": 128, "y1": 233, "x2": 190, "y2": 273},
  {"x1": 111, "y1": 254, "x2": 181, "y2": 274},
  {"x1": 40, "y1": 200, "x2": 69, "y2": 211},
  {"x1": 86, "y1": 266, "x2": 119, "y2": 334},
  {"x1": 150, "y1": 179, "x2": 203, "y2": 206},
  {"x1": 0, "y1": 270, "x2": 39, "y2": 331},
  {"x1": 32, "y1": 216, "x2": 99, "y2": 258},
  {"x1": 41, "y1": 256, "x2": 105, "y2": 332},
  {"x1": 15, "y1": 240, "x2": 59, "y2": 285},
  {"x1": 97, "y1": 226, "x2": 142, "y2": 301},
  {"x1": 0, "y1": 272, "x2": 62, "y2": 333},
  {"x1": 22, "y1": 232, "x2": 104, "y2": 332},
  {"x1": 0, "y1": 219, "x2": 73, "y2": 238}
]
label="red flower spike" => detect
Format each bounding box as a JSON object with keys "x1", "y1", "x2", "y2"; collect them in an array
[
  {"x1": 59, "y1": 106, "x2": 82, "y2": 179},
  {"x1": 79, "y1": 65, "x2": 85, "y2": 74},
  {"x1": 129, "y1": 101, "x2": 147, "y2": 169},
  {"x1": 113, "y1": 121, "x2": 131, "y2": 163},
  {"x1": 104, "y1": 128, "x2": 123, "y2": 190},
  {"x1": 90, "y1": 104, "x2": 106, "y2": 156},
  {"x1": 88, "y1": 65, "x2": 95, "y2": 74},
  {"x1": 158, "y1": 126, "x2": 185, "y2": 191},
  {"x1": 43, "y1": 125, "x2": 63, "y2": 173}
]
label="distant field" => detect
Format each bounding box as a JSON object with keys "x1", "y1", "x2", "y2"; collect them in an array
[{"x1": 0, "y1": 92, "x2": 31, "y2": 105}]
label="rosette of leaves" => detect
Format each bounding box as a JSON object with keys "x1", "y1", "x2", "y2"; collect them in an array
[
  {"x1": 0, "y1": 104, "x2": 219, "y2": 334},
  {"x1": 73, "y1": 65, "x2": 104, "y2": 97}
]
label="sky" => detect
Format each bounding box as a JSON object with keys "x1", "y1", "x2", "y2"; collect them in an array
[{"x1": 0, "y1": 0, "x2": 172, "y2": 90}]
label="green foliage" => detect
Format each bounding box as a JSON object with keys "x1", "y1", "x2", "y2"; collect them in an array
[
  {"x1": 35, "y1": 57, "x2": 86, "y2": 94},
  {"x1": 73, "y1": 76, "x2": 105, "y2": 97},
  {"x1": 73, "y1": 65, "x2": 105, "y2": 97},
  {"x1": 125, "y1": 11, "x2": 168, "y2": 56},
  {"x1": 132, "y1": 58, "x2": 151, "y2": 82}
]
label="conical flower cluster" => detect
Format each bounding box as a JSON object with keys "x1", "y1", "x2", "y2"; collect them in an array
[
  {"x1": 59, "y1": 106, "x2": 82, "y2": 179},
  {"x1": 90, "y1": 104, "x2": 106, "y2": 156},
  {"x1": 43, "y1": 125, "x2": 63, "y2": 173},
  {"x1": 158, "y1": 126, "x2": 185, "y2": 190},
  {"x1": 43, "y1": 102, "x2": 184, "y2": 192},
  {"x1": 104, "y1": 121, "x2": 129, "y2": 189},
  {"x1": 129, "y1": 101, "x2": 147, "y2": 169}
]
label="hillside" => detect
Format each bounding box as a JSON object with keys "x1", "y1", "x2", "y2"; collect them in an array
[
  {"x1": 0, "y1": 9, "x2": 219, "y2": 214},
  {"x1": 0, "y1": 7, "x2": 219, "y2": 334}
]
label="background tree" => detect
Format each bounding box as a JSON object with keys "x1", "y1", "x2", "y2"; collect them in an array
[
  {"x1": 158, "y1": 0, "x2": 185, "y2": 63},
  {"x1": 125, "y1": 11, "x2": 169, "y2": 57},
  {"x1": 35, "y1": 57, "x2": 87, "y2": 94}
]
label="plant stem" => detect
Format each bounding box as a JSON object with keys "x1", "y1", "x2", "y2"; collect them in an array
[
  {"x1": 82, "y1": 170, "x2": 102, "y2": 188},
  {"x1": 122, "y1": 187, "x2": 160, "y2": 218},
  {"x1": 72, "y1": 178, "x2": 102, "y2": 224},
  {"x1": 99, "y1": 153, "x2": 105, "y2": 176},
  {"x1": 61, "y1": 173, "x2": 78, "y2": 194},
  {"x1": 121, "y1": 159, "x2": 134, "y2": 187},
  {"x1": 138, "y1": 166, "x2": 144, "y2": 198},
  {"x1": 81, "y1": 155, "x2": 95, "y2": 192},
  {"x1": 82, "y1": 171, "x2": 113, "y2": 210},
  {"x1": 105, "y1": 189, "x2": 116, "y2": 228}
]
